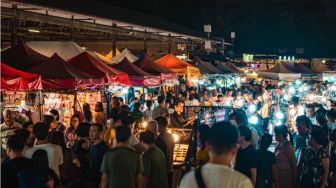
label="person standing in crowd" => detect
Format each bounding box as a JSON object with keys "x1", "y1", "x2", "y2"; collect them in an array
[
  {"x1": 155, "y1": 116, "x2": 174, "y2": 188},
  {"x1": 300, "y1": 128, "x2": 330, "y2": 188},
  {"x1": 89, "y1": 123, "x2": 109, "y2": 188},
  {"x1": 209, "y1": 89, "x2": 218, "y2": 103},
  {"x1": 83, "y1": 103, "x2": 93, "y2": 123},
  {"x1": 170, "y1": 100, "x2": 195, "y2": 128},
  {"x1": 15, "y1": 129, "x2": 31, "y2": 156},
  {"x1": 153, "y1": 96, "x2": 168, "y2": 119},
  {"x1": 235, "y1": 125, "x2": 257, "y2": 186},
  {"x1": 306, "y1": 104, "x2": 318, "y2": 125},
  {"x1": 196, "y1": 124, "x2": 210, "y2": 165},
  {"x1": 65, "y1": 114, "x2": 81, "y2": 148},
  {"x1": 274, "y1": 125, "x2": 297, "y2": 188},
  {"x1": 112, "y1": 115, "x2": 140, "y2": 149},
  {"x1": 93, "y1": 102, "x2": 107, "y2": 131},
  {"x1": 143, "y1": 100, "x2": 154, "y2": 122},
  {"x1": 24, "y1": 122, "x2": 63, "y2": 178},
  {"x1": 294, "y1": 115, "x2": 312, "y2": 159},
  {"x1": 179, "y1": 122, "x2": 253, "y2": 188},
  {"x1": 43, "y1": 115, "x2": 57, "y2": 132},
  {"x1": 140, "y1": 131, "x2": 168, "y2": 188},
  {"x1": 0, "y1": 109, "x2": 22, "y2": 150},
  {"x1": 256, "y1": 133, "x2": 279, "y2": 188},
  {"x1": 21, "y1": 120, "x2": 33, "y2": 134},
  {"x1": 326, "y1": 109, "x2": 336, "y2": 131},
  {"x1": 48, "y1": 131, "x2": 80, "y2": 185},
  {"x1": 72, "y1": 122, "x2": 91, "y2": 179},
  {"x1": 131, "y1": 102, "x2": 144, "y2": 126},
  {"x1": 100, "y1": 126, "x2": 144, "y2": 188},
  {"x1": 1, "y1": 135, "x2": 32, "y2": 188},
  {"x1": 50, "y1": 109, "x2": 66, "y2": 134}
]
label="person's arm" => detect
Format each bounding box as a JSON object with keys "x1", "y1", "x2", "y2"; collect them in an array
[
  {"x1": 250, "y1": 168, "x2": 257, "y2": 187},
  {"x1": 287, "y1": 145, "x2": 298, "y2": 187},
  {"x1": 101, "y1": 173, "x2": 108, "y2": 188},
  {"x1": 321, "y1": 158, "x2": 330, "y2": 188}
]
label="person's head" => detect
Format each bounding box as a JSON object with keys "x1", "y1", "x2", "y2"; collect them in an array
[
  {"x1": 309, "y1": 127, "x2": 327, "y2": 148},
  {"x1": 157, "y1": 96, "x2": 165, "y2": 106},
  {"x1": 174, "y1": 100, "x2": 184, "y2": 114},
  {"x1": 48, "y1": 131, "x2": 66, "y2": 150},
  {"x1": 33, "y1": 122, "x2": 49, "y2": 141},
  {"x1": 83, "y1": 103, "x2": 92, "y2": 121},
  {"x1": 6, "y1": 135, "x2": 25, "y2": 159},
  {"x1": 238, "y1": 125, "x2": 252, "y2": 143},
  {"x1": 89, "y1": 123, "x2": 103, "y2": 141},
  {"x1": 49, "y1": 109, "x2": 60, "y2": 121},
  {"x1": 316, "y1": 114, "x2": 328, "y2": 128},
  {"x1": 235, "y1": 110, "x2": 249, "y2": 126},
  {"x1": 259, "y1": 133, "x2": 272, "y2": 150},
  {"x1": 15, "y1": 128, "x2": 30, "y2": 145},
  {"x1": 43, "y1": 115, "x2": 56, "y2": 130},
  {"x1": 145, "y1": 93, "x2": 153, "y2": 100},
  {"x1": 3, "y1": 109, "x2": 13, "y2": 124},
  {"x1": 130, "y1": 97, "x2": 139, "y2": 105},
  {"x1": 208, "y1": 122, "x2": 239, "y2": 163},
  {"x1": 31, "y1": 149, "x2": 49, "y2": 171},
  {"x1": 326, "y1": 109, "x2": 336, "y2": 123},
  {"x1": 132, "y1": 102, "x2": 142, "y2": 112},
  {"x1": 305, "y1": 103, "x2": 315, "y2": 118},
  {"x1": 115, "y1": 125, "x2": 131, "y2": 144},
  {"x1": 121, "y1": 115, "x2": 135, "y2": 132},
  {"x1": 197, "y1": 124, "x2": 210, "y2": 148},
  {"x1": 94, "y1": 102, "x2": 104, "y2": 112},
  {"x1": 274, "y1": 125, "x2": 288, "y2": 142},
  {"x1": 226, "y1": 89, "x2": 233, "y2": 97},
  {"x1": 155, "y1": 116, "x2": 168, "y2": 133},
  {"x1": 140, "y1": 131, "x2": 155, "y2": 147},
  {"x1": 296, "y1": 115, "x2": 312, "y2": 136},
  {"x1": 76, "y1": 122, "x2": 91, "y2": 138},
  {"x1": 111, "y1": 96, "x2": 120, "y2": 107},
  {"x1": 22, "y1": 120, "x2": 34, "y2": 133},
  {"x1": 326, "y1": 99, "x2": 335, "y2": 108},
  {"x1": 134, "y1": 90, "x2": 141, "y2": 98},
  {"x1": 70, "y1": 114, "x2": 80, "y2": 129},
  {"x1": 118, "y1": 97, "x2": 124, "y2": 105},
  {"x1": 203, "y1": 89, "x2": 208, "y2": 95},
  {"x1": 212, "y1": 90, "x2": 218, "y2": 96},
  {"x1": 146, "y1": 100, "x2": 154, "y2": 110},
  {"x1": 146, "y1": 120, "x2": 158, "y2": 137}
]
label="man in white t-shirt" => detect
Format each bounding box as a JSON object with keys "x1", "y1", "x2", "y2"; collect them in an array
[
  {"x1": 179, "y1": 122, "x2": 253, "y2": 188},
  {"x1": 25, "y1": 122, "x2": 63, "y2": 177}
]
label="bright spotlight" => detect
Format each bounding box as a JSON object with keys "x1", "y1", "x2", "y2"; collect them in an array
[{"x1": 249, "y1": 115, "x2": 258, "y2": 125}]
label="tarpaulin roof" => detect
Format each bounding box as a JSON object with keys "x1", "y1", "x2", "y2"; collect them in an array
[
  {"x1": 258, "y1": 62, "x2": 301, "y2": 81},
  {"x1": 155, "y1": 54, "x2": 200, "y2": 77},
  {"x1": 91, "y1": 51, "x2": 116, "y2": 65},
  {"x1": 193, "y1": 56, "x2": 222, "y2": 74},
  {"x1": 111, "y1": 58, "x2": 161, "y2": 86},
  {"x1": 105, "y1": 49, "x2": 121, "y2": 59},
  {"x1": 1, "y1": 42, "x2": 48, "y2": 71},
  {"x1": 215, "y1": 63, "x2": 238, "y2": 74},
  {"x1": 134, "y1": 54, "x2": 177, "y2": 81},
  {"x1": 110, "y1": 48, "x2": 139, "y2": 64},
  {"x1": 282, "y1": 62, "x2": 316, "y2": 74},
  {"x1": 1, "y1": 62, "x2": 42, "y2": 90},
  {"x1": 28, "y1": 54, "x2": 104, "y2": 90},
  {"x1": 224, "y1": 62, "x2": 244, "y2": 74},
  {"x1": 68, "y1": 52, "x2": 130, "y2": 85},
  {"x1": 26, "y1": 41, "x2": 85, "y2": 60}
]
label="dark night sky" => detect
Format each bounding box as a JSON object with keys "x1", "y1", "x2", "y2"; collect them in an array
[{"x1": 96, "y1": 0, "x2": 336, "y2": 57}]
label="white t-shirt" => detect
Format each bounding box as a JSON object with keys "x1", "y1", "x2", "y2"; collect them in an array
[
  {"x1": 25, "y1": 143, "x2": 63, "y2": 177},
  {"x1": 179, "y1": 163, "x2": 253, "y2": 188}
]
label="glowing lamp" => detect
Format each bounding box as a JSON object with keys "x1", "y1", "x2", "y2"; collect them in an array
[
  {"x1": 275, "y1": 112, "x2": 284, "y2": 119},
  {"x1": 249, "y1": 115, "x2": 258, "y2": 125},
  {"x1": 249, "y1": 104, "x2": 256, "y2": 113},
  {"x1": 172, "y1": 133, "x2": 179, "y2": 143}
]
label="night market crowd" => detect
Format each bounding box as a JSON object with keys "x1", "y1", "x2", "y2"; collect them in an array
[{"x1": 1, "y1": 80, "x2": 336, "y2": 188}]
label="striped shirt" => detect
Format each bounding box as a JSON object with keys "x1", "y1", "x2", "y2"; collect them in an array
[{"x1": 0, "y1": 121, "x2": 22, "y2": 149}]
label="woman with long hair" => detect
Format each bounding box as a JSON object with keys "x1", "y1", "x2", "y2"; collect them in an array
[
  {"x1": 274, "y1": 125, "x2": 297, "y2": 188},
  {"x1": 82, "y1": 103, "x2": 93, "y2": 123},
  {"x1": 93, "y1": 102, "x2": 107, "y2": 131},
  {"x1": 64, "y1": 114, "x2": 81, "y2": 148}
]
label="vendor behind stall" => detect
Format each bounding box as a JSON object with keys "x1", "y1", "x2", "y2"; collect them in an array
[{"x1": 169, "y1": 100, "x2": 196, "y2": 128}]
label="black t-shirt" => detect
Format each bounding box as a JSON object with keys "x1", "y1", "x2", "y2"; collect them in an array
[
  {"x1": 170, "y1": 112, "x2": 186, "y2": 128},
  {"x1": 256, "y1": 149, "x2": 276, "y2": 187},
  {"x1": 89, "y1": 140, "x2": 109, "y2": 186},
  {"x1": 235, "y1": 145, "x2": 257, "y2": 178},
  {"x1": 1, "y1": 157, "x2": 32, "y2": 188}
]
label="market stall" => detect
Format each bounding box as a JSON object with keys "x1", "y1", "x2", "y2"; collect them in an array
[
  {"x1": 111, "y1": 57, "x2": 161, "y2": 87},
  {"x1": 1, "y1": 42, "x2": 48, "y2": 71},
  {"x1": 105, "y1": 48, "x2": 121, "y2": 58},
  {"x1": 155, "y1": 54, "x2": 200, "y2": 87},
  {"x1": 110, "y1": 48, "x2": 139, "y2": 64},
  {"x1": 258, "y1": 62, "x2": 302, "y2": 81}
]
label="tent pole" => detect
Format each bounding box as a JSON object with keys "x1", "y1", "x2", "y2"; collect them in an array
[
  {"x1": 38, "y1": 90, "x2": 43, "y2": 120},
  {"x1": 73, "y1": 91, "x2": 77, "y2": 114}
]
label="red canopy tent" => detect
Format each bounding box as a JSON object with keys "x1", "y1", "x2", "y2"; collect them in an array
[
  {"x1": 68, "y1": 52, "x2": 131, "y2": 85},
  {"x1": 1, "y1": 62, "x2": 42, "y2": 90},
  {"x1": 134, "y1": 54, "x2": 177, "y2": 81},
  {"x1": 28, "y1": 54, "x2": 104, "y2": 90},
  {"x1": 111, "y1": 58, "x2": 161, "y2": 86},
  {"x1": 1, "y1": 42, "x2": 48, "y2": 71}
]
